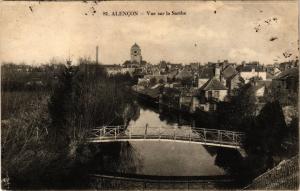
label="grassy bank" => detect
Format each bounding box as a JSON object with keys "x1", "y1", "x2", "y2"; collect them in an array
[{"x1": 1, "y1": 62, "x2": 137, "y2": 189}]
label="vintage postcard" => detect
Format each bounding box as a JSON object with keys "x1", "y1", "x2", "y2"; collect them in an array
[{"x1": 0, "y1": 0, "x2": 298, "y2": 190}]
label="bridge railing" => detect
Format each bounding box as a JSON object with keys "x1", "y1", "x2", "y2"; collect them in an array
[{"x1": 88, "y1": 125, "x2": 245, "y2": 146}]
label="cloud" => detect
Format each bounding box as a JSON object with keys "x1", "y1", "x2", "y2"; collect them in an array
[
  {"x1": 0, "y1": 1, "x2": 297, "y2": 65},
  {"x1": 228, "y1": 48, "x2": 260, "y2": 61}
]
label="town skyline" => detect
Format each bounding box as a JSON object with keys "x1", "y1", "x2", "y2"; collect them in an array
[{"x1": 1, "y1": 1, "x2": 298, "y2": 65}]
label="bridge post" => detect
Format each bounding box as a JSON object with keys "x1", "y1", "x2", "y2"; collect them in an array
[
  {"x1": 237, "y1": 134, "x2": 241, "y2": 145},
  {"x1": 159, "y1": 126, "x2": 161, "y2": 139},
  {"x1": 114, "y1": 128, "x2": 116, "y2": 140},
  {"x1": 204, "y1": 129, "x2": 206, "y2": 142},
  {"x1": 144, "y1": 124, "x2": 148, "y2": 139},
  {"x1": 103, "y1": 127, "x2": 106, "y2": 136},
  {"x1": 129, "y1": 130, "x2": 131, "y2": 139},
  {"x1": 174, "y1": 128, "x2": 176, "y2": 140},
  {"x1": 233, "y1": 132, "x2": 235, "y2": 143},
  {"x1": 218, "y1": 130, "x2": 222, "y2": 142}
]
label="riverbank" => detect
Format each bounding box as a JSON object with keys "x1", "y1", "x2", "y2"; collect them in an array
[
  {"x1": 90, "y1": 173, "x2": 238, "y2": 190},
  {"x1": 1, "y1": 63, "x2": 138, "y2": 190}
]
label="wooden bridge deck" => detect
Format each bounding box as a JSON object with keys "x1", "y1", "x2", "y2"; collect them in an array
[{"x1": 87, "y1": 125, "x2": 245, "y2": 149}]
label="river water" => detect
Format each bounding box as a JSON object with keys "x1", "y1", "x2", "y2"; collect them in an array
[
  {"x1": 89, "y1": 101, "x2": 246, "y2": 189},
  {"x1": 126, "y1": 104, "x2": 226, "y2": 176}
]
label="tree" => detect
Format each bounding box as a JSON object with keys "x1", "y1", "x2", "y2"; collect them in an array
[
  {"x1": 244, "y1": 101, "x2": 287, "y2": 170},
  {"x1": 216, "y1": 83, "x2": 257, "y2": 130},
  {"x1": 232, "y1": 83, "x2": 257, "y2": 117},
  {"x1": 48, "y1": 64, "x2": 75, "y2": 151}
]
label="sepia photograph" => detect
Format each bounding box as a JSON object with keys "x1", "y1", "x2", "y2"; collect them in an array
[{"x1": 0, "y1": 0, "x2": 299, "y2": 190}]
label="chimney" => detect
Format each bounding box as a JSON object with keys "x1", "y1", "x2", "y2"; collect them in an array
[
  {"x1": 215, "y1": 66, "x2": 221, "y2": 80},
  {"x1": 66, "y1": 50, "x2": 72, "y2": 67},
  {"x1": 96, "y1": 46, "x2": 99, "y2": 64}
]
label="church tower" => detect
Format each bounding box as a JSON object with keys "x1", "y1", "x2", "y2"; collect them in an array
[{"x1": 130, "y1": 43, "x2": 142, "y2": 65}]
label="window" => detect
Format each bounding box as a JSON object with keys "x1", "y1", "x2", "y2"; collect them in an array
[
  {"x1": 199, "y1": 106, "x2": 205, "y2": 111},
  {"x1": 209, "y1": 103, "x2": 215, "y2": 111},
  {"x1": 214, "y1": 91, "x2": 220, "y2": 99},
  {"x1": 207, "y1": 91, "x2": 212, "y2": 99}
]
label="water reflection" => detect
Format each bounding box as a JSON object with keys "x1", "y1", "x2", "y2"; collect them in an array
[
  {"x1": 126, "y1": 104, "x2": 226, "y2": 176},
  {"x1": 90, "y1": 142, "x2": 143, "y2": 174},
  {"x1": 96, "y1": 100, "x2": 244, "y2": 178}
]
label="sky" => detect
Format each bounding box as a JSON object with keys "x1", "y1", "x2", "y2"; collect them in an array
[{"x1": 0, "y1": 1, "x2": 298, "y2": 65}]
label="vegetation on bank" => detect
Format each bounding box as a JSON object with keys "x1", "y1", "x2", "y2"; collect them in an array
[
  {"x1": 1, "y1": 60, "x2": 137, "y2": 189},
  {"x1": 194, "y1": 80, "x2": 298, "y2": 183}
]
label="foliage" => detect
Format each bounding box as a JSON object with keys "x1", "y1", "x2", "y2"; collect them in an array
[
  {"x1": 245, "y1": 101, "x2": 286, "y2": 155},
  {"x1": 48, "y1": 64, "x2": 75, "y2": 151},
  {"x1": 47, "y1": 59, "x2": 137, "y2": 151},
  {"x1": 1, "y1": 62, "x2": 65, "y2": 91},
  {"x1": 215, "y1": 83, "x2": 257, "y2": 130},
  {"x1": 242, "y1": 101, "x2": 287, "y2": 177},
  {"x1": 160, "y1": 88, "x2": 181, "y2": 108},
  {"x1": 214, "y1": 82, "x2": 291, "y2": 180},
  {"x1": 1, "y1": 61, "x2": 137, "y2": 189},
  {"x1": 1, "y1": 91, "x2": 53, "y2": 189}
]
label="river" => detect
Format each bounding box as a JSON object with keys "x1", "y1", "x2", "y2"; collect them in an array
[
  {"x1": 90, "y1": 100, "x2": 245, "y2": 185},
  {"x1": 126, "y1": 104, "x2": 226, "y2": 176}
]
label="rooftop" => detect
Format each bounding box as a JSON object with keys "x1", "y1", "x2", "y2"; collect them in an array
[
  {"x1": 239, "y1": 64, "x2": 265, "y2": 72},
  {"x1": 198, "y1": 66, "x2": 215, "y2": 79},
  {"x1": 221, "y1": 65, "x2": 238, "y2": 79},
  {"x1": 200, "y1": 77, "x2": 228, "y2": 91},
  {"x1": 273, "y1": 67, "x2": 299, "y2": 80}
]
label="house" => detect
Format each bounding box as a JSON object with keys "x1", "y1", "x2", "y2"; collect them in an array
[
  {"x1": 104, "y1": 64, "x2": 122, "y2": 76},
  {"x1": 226, "y1": 73, "x2": 244, "y2": 95},
  {"x1": 278, "y1": 60, "x2": 299, "y2": 71},
  {"x1": 221, "y1": 65, "x2": 237, "y2": 81},
  {"x1": 253, "y1": 80, "x2": 272, "y2": 102},
  {"x1": 197, "y1": 66, "x2": 215, "y2": 88},
  {"x1": 144, "y1": 74, "x2": 168, "y2": 83},
  {"x1": 158, "y1": 61, "x2": 169, "y2": 73},
  {"x1": 167, "y1": 70, "x2": 178, "y2": 81},
  {"x1": 121, "y1": 67, "x2": 136, "y2": 75},
  {"x1": 272, "y1": 67, "x2": 298, "y2": 94},
  {"x1": 246, "y1": 80, "x2": 272, "y2": 115},
  {"x1": 265, "y1": 65, "x2": 281, "y2": 80},
  {"x1": 167, "y1": 63, "x2": 183, "y2": 71},
  {"x1": 138, "y1": 84, "x2": 163, "y2": 102},
  {"x1": 220, "y1": 65, "x2": 243, "y2": 95},
  {"x1": 200, "y1": 77, "x2": 228, "y2": 102},
  {"x1": 179, "y1": 88, "x2": 195, "y2": 111},
  {"x1": 175, "y1": 69, "x2": 193, "y2": 80},
  {"x1": 239, "y1": 64, "x2": 267, "y2": 83},
  {"x1": 193, "y1": 77, "x2": 228, "y2": 112},
  {"x1": 164, "y1": 82, "x2": 181, "y2": 88},
  {"x1": 137, "y1": 78, "x2": 150, "y2": 87},
  {"x1": 273, "y1": 67, "x2": 282, "y2": 76}
]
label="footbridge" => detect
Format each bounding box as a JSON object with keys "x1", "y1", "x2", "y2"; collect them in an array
[{"x1": 87, "y1": 125, "x2": 245, "y2": 149}]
